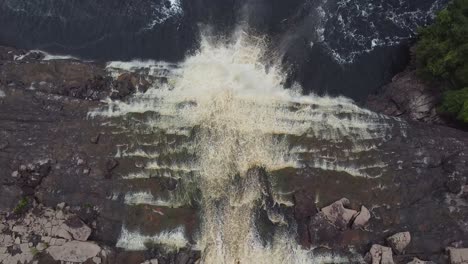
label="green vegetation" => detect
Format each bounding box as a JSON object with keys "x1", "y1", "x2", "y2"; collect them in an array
[
  {"x1": 415, "y1": 0, "x2": 468, "y2": 122},
  {"x1": 439, "y1": 87, "x2": 468, "y2": 122},
  {"x1": 13, "y1": 197, "x2": 29, "y2": 214},
  {"x1": 30, "y1": 247, "x2": 40, "y2": 256}
]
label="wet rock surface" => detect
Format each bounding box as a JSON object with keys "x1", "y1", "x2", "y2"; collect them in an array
[
  {"x1": 366, "y1": 47, "x2": 459, "y2": 129},
  {"x1": 1, "y1": 45, "x2": 468, "y2": 263},
  {"x1": 367, "y1": 68, "x2": 444, "y2": 125}
]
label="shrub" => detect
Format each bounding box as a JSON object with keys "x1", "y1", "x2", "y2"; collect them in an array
[
  {"x1": 13, "y1": 197, "x2": 29, "y2": 214},
  {"x1": 415, "y1": 0, "x2": 468, "y2": 123},
  {"x1": 438, "y1": 87, "x2": 468, "y2": 122},
  {"x1": 415, "y1": 0, "x2": 468, "y2": 88},
  {"x1": 30, "y1": 247, "x2": 40, "y2": 256}
]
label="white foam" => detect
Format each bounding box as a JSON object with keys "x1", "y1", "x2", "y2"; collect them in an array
[
  {"x1": 124, "y1": 191, "x2": 184, "y2": 208},
  {"x1": 0, "y1": 90, "x2": 5, "y2": 98},
  {"x1": 122, "y1": 171, "x2": 151, "y2": 180},
  {"x1": 122, "y1": 149, "x2": 160, "y2": 158},
  {"x1": 144, "y1": 0, "x2": 183, "y2": 29},
  {"x1": 14, "y1": 50, "x2": 79, "y2": 61},
  {"x1": 116, "y1": 226, "x2": 188, "y2": 251},
  {"x1": 145, "y1": 161, "x2": 197, "y2": 173},
  {"x1": 106, "y1": 60, "x2": 176, "y2": 79},
  {"x1": 93, "y1": 33, "x2": 397, "y2": 263},
  {"x1": 42, "y1": 52, "x2": 79, "y2": 61},
  {"x1": 312, "y1": 0, "x2": 446, "y2": 63}
]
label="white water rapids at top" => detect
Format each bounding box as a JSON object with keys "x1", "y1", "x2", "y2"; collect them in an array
[{"x1": 89, "y1": 33, "x2": 400, "y2": 263}]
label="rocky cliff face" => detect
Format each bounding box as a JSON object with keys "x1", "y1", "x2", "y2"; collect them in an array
[
  {"x1": 366, "y1": 47, "x2": 447, "y2": 126},
  {"x1": 1, "y1": 46, "x2": 468, "y2": 264},
  {"x1": 366, "y1": 47, "x2": 468, "y2": 132},
  {"x1": 367, "y1": 69, "x2": 444, "y2": 125}
]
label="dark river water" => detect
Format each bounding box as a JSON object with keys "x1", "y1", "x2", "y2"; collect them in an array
[{"x1": 0, "y1": 0, "x2": 448, "y2": 101}]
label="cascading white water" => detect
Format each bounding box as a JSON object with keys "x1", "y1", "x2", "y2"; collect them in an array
[{"x1": 90, "y1": 33, "x2": 396, "y2": 263}]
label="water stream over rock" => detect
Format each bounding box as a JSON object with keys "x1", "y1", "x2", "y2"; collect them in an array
[{"x1": 89, "y1": 34, "x2": 404, "y2": 263}]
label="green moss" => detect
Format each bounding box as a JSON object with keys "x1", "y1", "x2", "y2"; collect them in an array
[
  {"x1": 13, "y1": 197, "x2": 29, "y2": 214},
  {"x1": 30, "y1": 247, "x2": 39, "y2": 256}
]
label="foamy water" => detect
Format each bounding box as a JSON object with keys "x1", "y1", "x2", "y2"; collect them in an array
[
  {"x1": 14, "y1": 50, "x2": 80, "y2": 61},
  {"x1": 90, "y1": 33, "x2": 397, "y2": 263}
]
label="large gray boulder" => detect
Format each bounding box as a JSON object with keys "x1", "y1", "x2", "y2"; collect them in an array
[
  {"x1": 47, "y1": 240, "x2": 101, "y2": 262},
  {"x1": 321, "y1": 198, "x2": 358, "y2": 230},
  {"x1": 352, "y1": 205, "x2": 371, "y2": 229},
  {"x1": 62, "y1": 216, "x2": 92, "y2": 241},
  {"x1": 447, "y1": 247, "x2": 468, "y2": 264},
  {"x1": 407, "y1": 258, "x2": 435, "y2": 264},
  {"x1": 368, "y1": 244, "x2": 394, "y2": 264},
  {"x1": 387, "y1": 232, "x2": 411, "y2": 254}
]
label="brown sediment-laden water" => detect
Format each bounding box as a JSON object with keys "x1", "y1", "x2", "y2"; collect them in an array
[{"x1": 89, "y1": 34, "x2": 406, "y2": 263}]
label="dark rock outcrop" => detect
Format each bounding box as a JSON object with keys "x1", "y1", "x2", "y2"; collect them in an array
[
  {"x1": 367, "y1": 69, "x2": 444, "y2": 125},
  {"x1": 1, "y1": 45, "x2": 468, "y2": 263},
  {"x1": 0, "y1": 48, "x2": 153, "y2": 102},
  {"x1": 367, "y1": 47, "x2": 448, "y2": 126}
]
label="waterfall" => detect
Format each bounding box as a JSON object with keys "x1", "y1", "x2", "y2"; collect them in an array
[{"x1": 89, "y1": 33, "x2": 397, "y2": 263}]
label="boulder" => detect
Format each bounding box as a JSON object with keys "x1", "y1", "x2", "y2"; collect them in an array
[
  {"x1": 387, "y1": 232, "x2": 411, "y2": 254},
  {"x1": 368, "y1": 244, "x2": 394, "y2": 264},
  {"x1": 447, "y1": 247, "x2": 468, "y2": 264},
  {"x1": 352, "y1": 205, "x2": 371, "y2": 229},
  {"x1": 47, "y1": 241, "x2": 101, "y2": 262},
  {"x1": 110, "y1": 73, "x2": 137, "y2": 100},
  {"x1": 62, "y1": 216, "x2": 92, "y2": 241},
  {"x1": 407, "y1": 258, "x2": 435, "y2": 264},
  {"x1": 321, "y1": 198, "x2": 358, "y2": 230},
  {"x1": 57, "y1": 202, "x2": 66, "y2": 210},
  {"x1": 36, "y1": 243, "x2": 47, "y2": 251},
  {"x1": 55, "y1": 227, "x2": 73, "y2": 240}
]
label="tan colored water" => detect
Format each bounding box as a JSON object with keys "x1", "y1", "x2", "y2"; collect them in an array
[{"x1": 91, "y1": 34, "x2": 393, "y2": 263}]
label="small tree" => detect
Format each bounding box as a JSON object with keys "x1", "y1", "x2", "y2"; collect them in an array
[
  {"x1": 416, "y1": 0, "x2": 468, "y2": 87},
  {"x1": 415, "y1": 0, "x2": 468, "y2": 122},
  {"x1": 438, "y1": 87, "x2": 468, "y2": 122}
]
